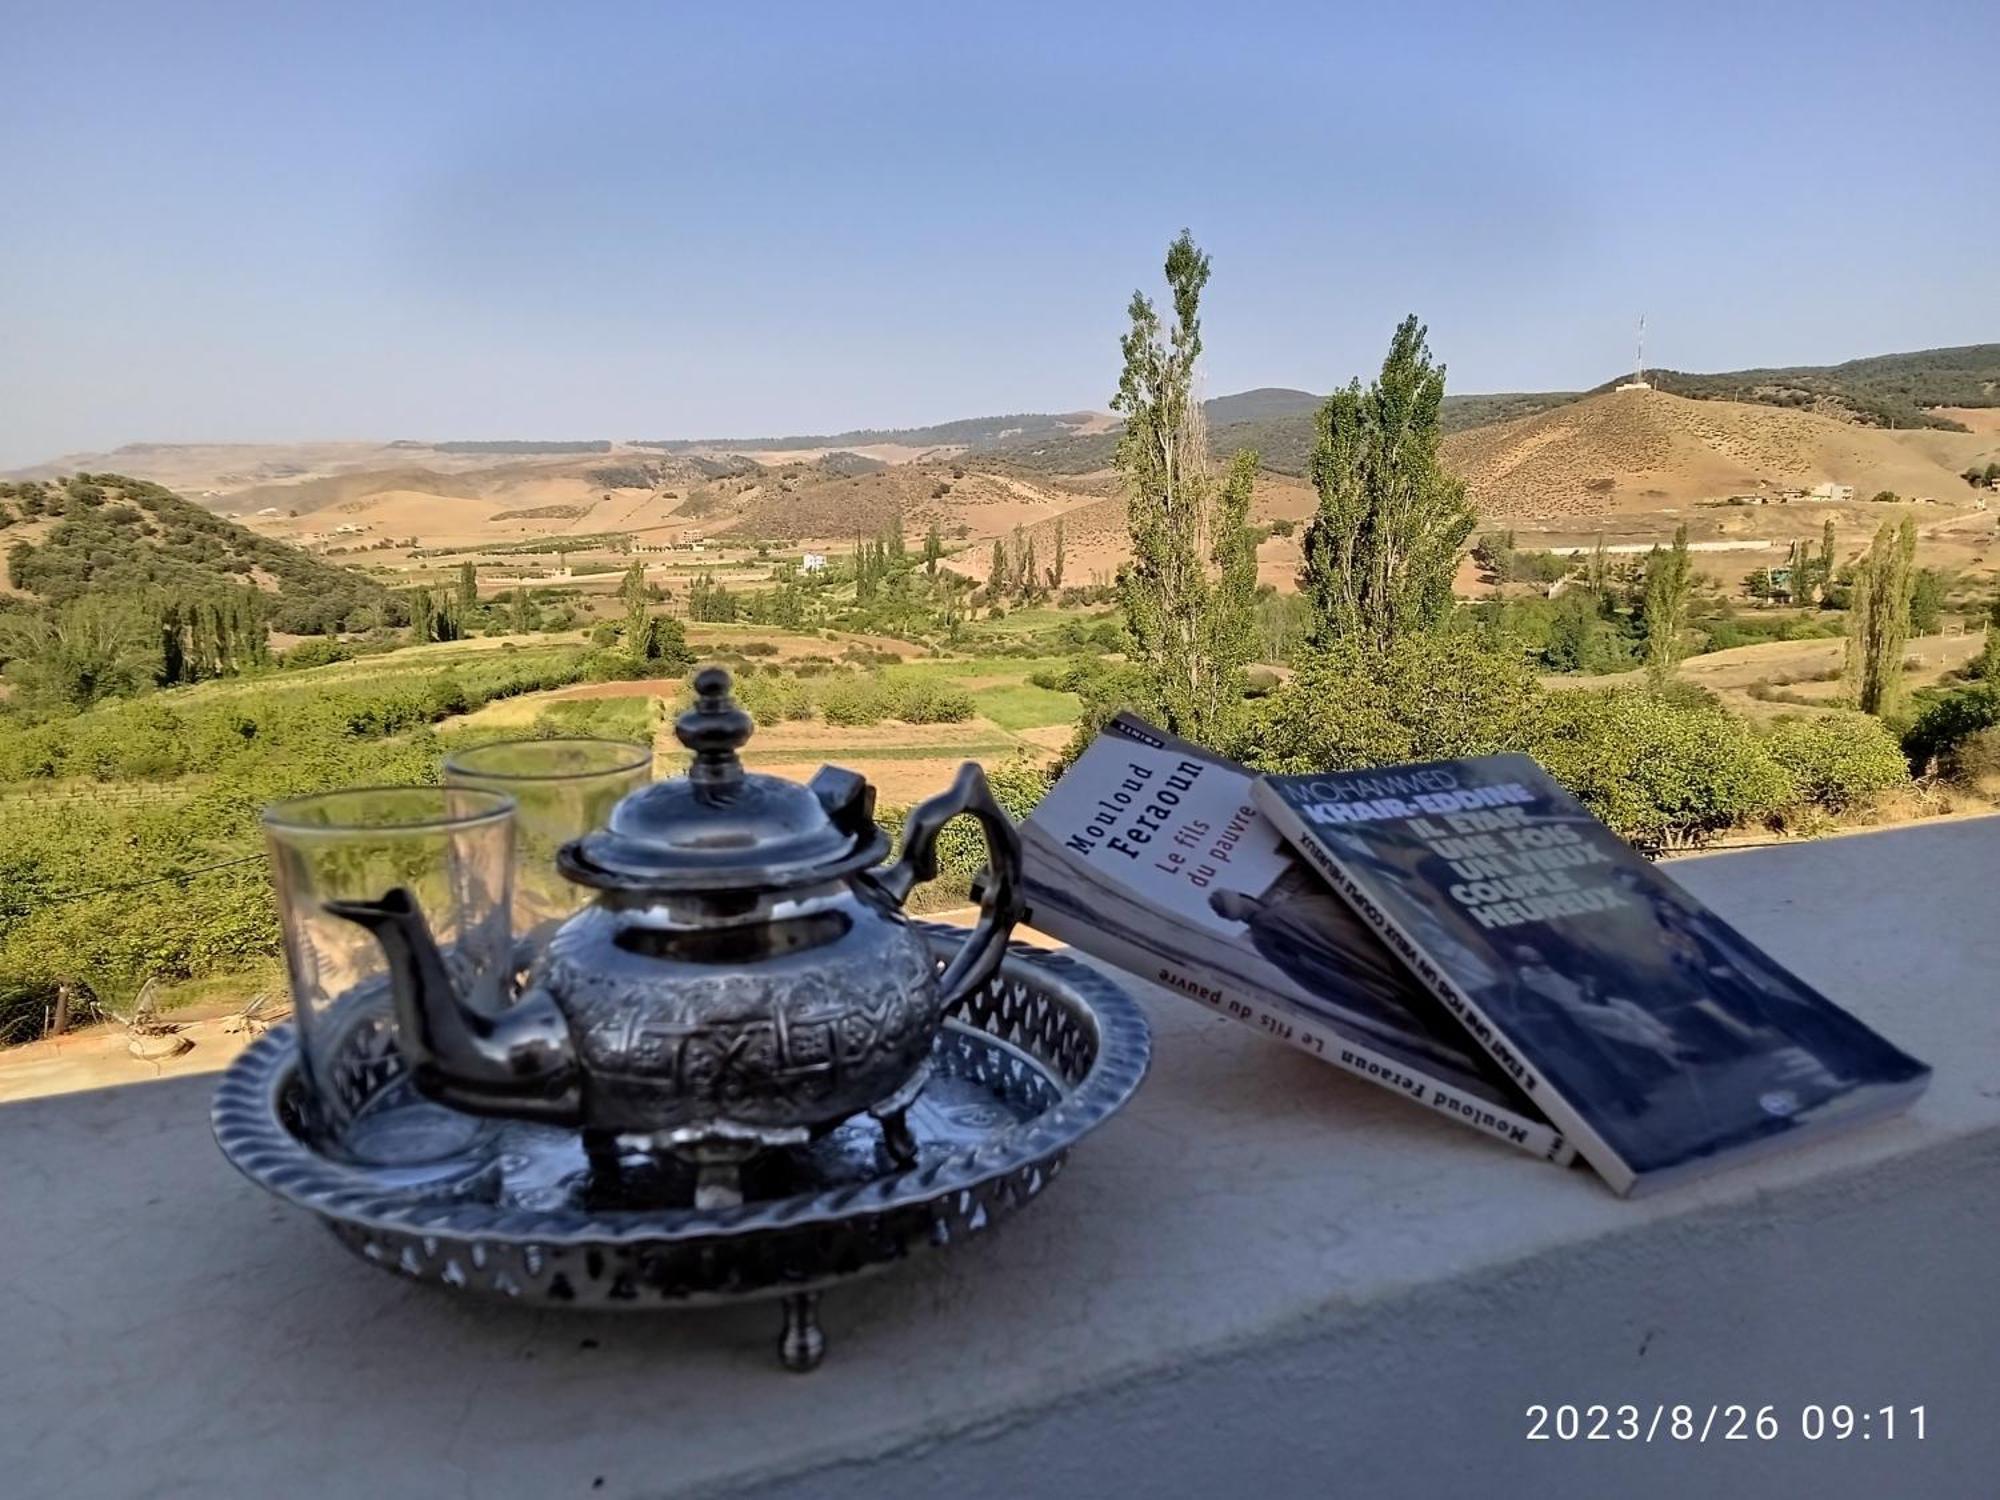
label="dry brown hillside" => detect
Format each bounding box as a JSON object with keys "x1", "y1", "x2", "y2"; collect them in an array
[
  {"x1": 720, "y1": 463, "x2": 1108, "y2": 543},
  {"x1": 1444, "y1": 388, "x2": 1994, "y2": 520}
]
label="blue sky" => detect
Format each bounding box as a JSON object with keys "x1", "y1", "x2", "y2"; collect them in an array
[{"x1": 3, "y1": 0, "x2": 1995, "y2": 466}]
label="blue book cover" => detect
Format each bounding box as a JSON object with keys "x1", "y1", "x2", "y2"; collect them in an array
[{"x1": 1254, "y1": 754, "x2": 1930, "y2": 1194}]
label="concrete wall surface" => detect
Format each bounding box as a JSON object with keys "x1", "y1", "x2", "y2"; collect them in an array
[{"x1": 1, "y1": 819, "x2": 1995, "y2": 1499}]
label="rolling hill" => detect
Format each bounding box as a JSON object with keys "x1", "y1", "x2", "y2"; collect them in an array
[
  {"x1": 0, "y1": 474, "x2": 403, "y2": 632},
  {"x1": 1598, "y1": 344, "x2": 2000, "y2": 430},
  {"x1": 1443, "y1": 388, "x2": 1998, "y2": 520},
  {"x1": 632, "y1": 411, "x2": 1109, "y2": 456}
]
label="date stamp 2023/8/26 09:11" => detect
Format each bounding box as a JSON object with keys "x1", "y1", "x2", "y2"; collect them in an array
[{"x1": 1526, "y1": 1404, "x2": 1927, "y2": 1444}]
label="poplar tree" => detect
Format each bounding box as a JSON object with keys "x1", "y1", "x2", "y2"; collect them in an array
[
  {"x1": 1299, "y1": 317, "x2": 1475, "y2": 650},
  {"x1": 1050, "y1": 514, "x2": 1067, "y2": 591},
  {"x1": 1112, "y1": 229, "x2": 1256, "y2": 739},
  {"x1": 924, "y1": 520, "x2": 942, "y2": 578},
  {"x1": 988, "y1": 538, "x2": 1007, "y2": 596},
  {"x1": 1845, "y1": 517, "x2": 1918, "y2": 716},
  {"x1": 624, "y1": 581, "x2": 654, "y2": 664},
  {"x1": 458, "y1": 560, "x2": 478, "y2": 611},
  {"x1": 1200, "y1": 451, "x2": 1261, "y2": 727},
  {"x1": 1643, "y1": 524, "x2": 1695, "y2": 679}
]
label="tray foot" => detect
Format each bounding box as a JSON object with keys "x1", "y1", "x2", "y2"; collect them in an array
[{"x1": 778, "y1": 1292, "x2": 825, "y2": 1372}]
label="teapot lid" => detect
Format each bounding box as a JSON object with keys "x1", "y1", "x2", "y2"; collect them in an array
[{"x1": 557, "y1": 668, "x2": 887, "y2": 894}]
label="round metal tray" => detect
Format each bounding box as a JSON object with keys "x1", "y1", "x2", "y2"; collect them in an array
[{"x1": 211, "y1": 926, "x2": 1149, "y2": 1369}]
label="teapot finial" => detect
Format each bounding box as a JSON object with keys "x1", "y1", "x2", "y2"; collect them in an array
[{"x1": 677, "y1": 667, "x2": 752, "y2": 794}]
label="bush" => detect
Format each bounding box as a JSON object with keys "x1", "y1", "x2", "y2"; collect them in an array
[
  {"x1": 892, "y1": 679, "x2": 975, "y2": 724},
  {"x1": 820, "y1": 676, "x2": 889, "y2": 727},
  {"x1": 1902, "y1": 683, "x2": 2000, "y2": 777},
  {"x1": 1945, "y1": 725, "x2": 2000, "y2": 785},
  {"x1": 1238, "y1": 633, "x2": 1543, "y2": 772},
  {"x1": 1526, "y1": 689, "x2": 1793, "y2": 852},
  {"x1": 734, "y1": 672, "x2": 813, "y2": 725},
  {"x1": 1762, "y1": 711, "x2": 1910, "y2": 814},
  {"x1": 277, "y1": 638, "x2": 352, "y2": 671}
]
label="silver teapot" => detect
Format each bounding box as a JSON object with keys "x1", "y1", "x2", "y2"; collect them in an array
[{"x1": 328, "y1": 667, "x2": 1024, "y2": 1206}]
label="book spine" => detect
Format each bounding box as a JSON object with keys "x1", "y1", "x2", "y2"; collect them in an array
[
  {"x1": 1251, "y1": 785, "x2": 1629, "y2": 1193},
  {"x1": 1028, "y1": 897, "x2": 1575, "y2": 1165}
]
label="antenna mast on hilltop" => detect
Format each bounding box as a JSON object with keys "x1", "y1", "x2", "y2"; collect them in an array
[{"x1": 1617, "y1": 314, "x2": 1653, "y2": 392}]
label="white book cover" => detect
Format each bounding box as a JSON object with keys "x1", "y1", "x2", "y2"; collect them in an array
[{"x1": 1020, "y1": 714, "x2": 1570, "y2": 1162}]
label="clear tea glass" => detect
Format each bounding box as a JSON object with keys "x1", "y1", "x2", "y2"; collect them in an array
[
  {"x1": 261, "y1": 786, "x2": 515, "y2": 1165},
  {"x1": 443, "y1": 736, "x2": 652, "y2": 941}
]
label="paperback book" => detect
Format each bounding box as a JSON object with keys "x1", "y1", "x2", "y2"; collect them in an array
[
  {"x1": 1253, "y1": 753, "x2": 1932, "y2": 1195},
  {"x1": 1018, "y1": 716, "x2": 1574, "y2": 1163}
]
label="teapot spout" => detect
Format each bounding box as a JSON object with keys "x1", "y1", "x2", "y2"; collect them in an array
[{"x1": 324, "y1": 888, "x2": 581, "y2": 1123}]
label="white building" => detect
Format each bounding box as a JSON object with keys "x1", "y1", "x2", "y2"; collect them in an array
[
  {"x1": 801, "y1": 553, "x2": 827, "y2": 573},
  {"x1": 1805, "y1": 482, "x2": 1855, "y2": 504}
]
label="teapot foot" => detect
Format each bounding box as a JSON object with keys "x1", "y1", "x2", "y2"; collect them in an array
[
  {"x1": 650, "y1": 1119, "x2": 812, "y2": 1210},
  {"x1": 778, "y1": 1292, "x2": 825, "y2": 1372},
  {"x1": 583, "y1": 1129, "x2": 625, "y2": 1200},
  {"x1": 869, "y1": 1060, "x2": 934, "y2": 1170},
  {"x1": 695, "y1": 1161, "x2": 744, "y2": 1211}
]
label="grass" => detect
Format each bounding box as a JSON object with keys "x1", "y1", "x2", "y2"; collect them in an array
[
  {"x1": 870, "y1": 656, "x2": 1080, "y2": 731},
  {"x1": 741, "y1": 739, "x2": 1022, "y2": 764},
  {"x1": 960, "y1": 680, "x2": 1079, "y2": 731}
]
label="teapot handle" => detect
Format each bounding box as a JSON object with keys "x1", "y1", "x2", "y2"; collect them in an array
[{"x1": 874, "y1": 762, "x2": 1025, "y2": 1011}]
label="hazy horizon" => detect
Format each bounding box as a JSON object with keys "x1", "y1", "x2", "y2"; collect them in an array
[{"x1": 5, "y1": 0, "x2": 1997, "y2": 468}]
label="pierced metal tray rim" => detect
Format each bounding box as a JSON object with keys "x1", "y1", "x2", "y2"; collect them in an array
[{"x1": 211, "y1": 929, "x2": 1149, "y2": 1249}]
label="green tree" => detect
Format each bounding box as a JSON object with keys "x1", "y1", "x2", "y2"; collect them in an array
[
  {"x1": 1019, "y1": 530, "x2": 1038, "y2": 599},
  {"x1": 1473, "y1": 530, "x2": 1516, "y2": 584},
  {"x1": 1198, "y1": 451, "x2": 1261, "y2": 724},
  {"x1": 1844, "y1": 518, "x2": 1918, "y2": 716},
  {"x1": 1049, "y1": 513, "x2": 1066, "y2": 590},
  {"x1": 1299, "y1": 316, "x2": 1476, "y2": 649},
  {"x1": 458, "y1": 560, "x2": 478, "y2": 611},
  {"x1": 509, "y1": 587, "x2": 532, "y2": 634},
  {"x1": 923, "y1": 520, "x2": 942, "y2": 579},
  {"x1": 1642, "y1": 523, "x2": 1695, "y2": 679},
  {"x1": 619, "y1": 559, "x2": 647, "y2": 613},
  {"x1": 988, "y1": 537, "x2": 1007, "y2": 596},
  {"x1": 1813, "y1": 519, "x2": 1836, "y2": 606},
  {"x1": 1909, "y1": 567, "x2": 1947, "y2": 636},
  {"x1": 0, "y1": 595, "x2": 159, "y2": 709},
  {"x1": 1111, "y1": 230, "x2": 1256, "y2": 739}
]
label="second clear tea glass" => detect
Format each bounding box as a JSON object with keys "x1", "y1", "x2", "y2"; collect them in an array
[
  {"x1": 261, "y1": 785, "x2": 515, "y2": 1166},
  {"x1": 443, "y1": 736, "x2": 652, "y2": 941}
]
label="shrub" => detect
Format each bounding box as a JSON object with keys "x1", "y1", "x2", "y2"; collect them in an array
[
  {"x1": 1902, "y1": 683, "x2": 2000, "y2": 776},
  {"x1": 277, "y1": 638, "x2": 352, "y2": 671},
  {"x1": 892, "y1": 679, "x2": 975, "y2": 724},
  {"x1": 1945, "y1": 725, "x2": 2000, "y2": 785},
  {"x1": 1762, "y1": 711, "x2": 1910, "y2": 814},
  {"x1": 1525, "y1": 689, "x2": 1793, "y2": 851},
  {"x1": 819, "y1": 676, "x2": 889, "y2": 726},
  {"x1": 1238, "y1": 633, "x2": 1543, "y2": 773},
  {"x1": 734, "y1": 672, "x2": 813, "y2": 725}
]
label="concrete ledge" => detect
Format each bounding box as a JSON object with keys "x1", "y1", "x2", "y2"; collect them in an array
[{"x1": 3, "y1": 820, "x2": 1997, "y2": 1498}]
